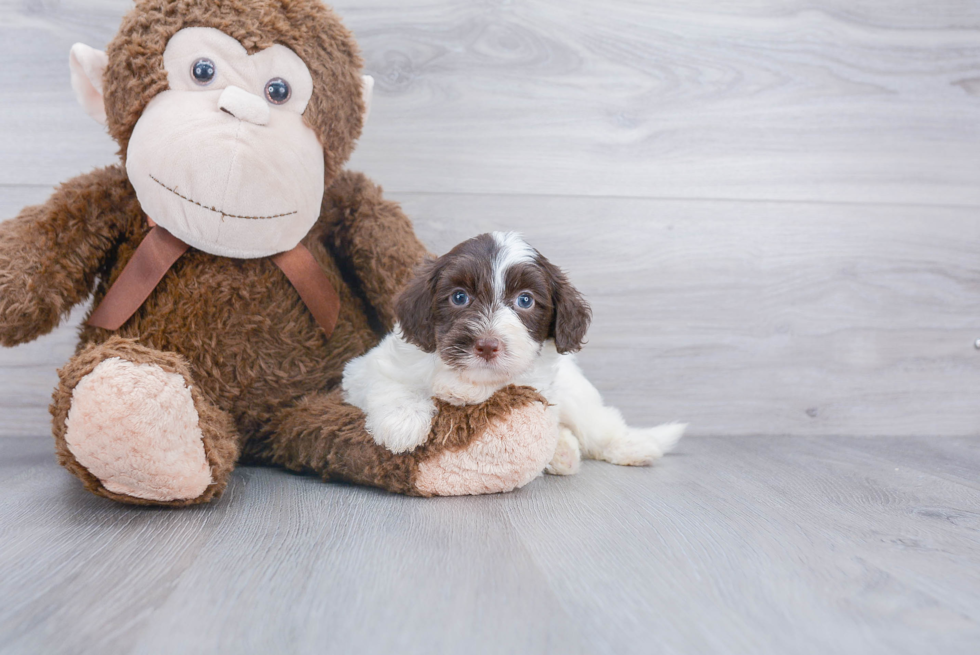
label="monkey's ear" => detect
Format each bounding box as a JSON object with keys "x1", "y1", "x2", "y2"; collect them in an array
[
  {"x1": 69, "y1": 43, "x2": 108, "y2": 126},
  {"x1": 361, "y1": 75, "x2": 375, "y2": 122},
  {"x1": 395, "y1": 258, "x2": 439, "y2": 353}
]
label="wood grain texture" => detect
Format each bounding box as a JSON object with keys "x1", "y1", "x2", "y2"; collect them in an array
[
  {"x1": 1, "y1": 436, "x2": 978, "y2": 654},
  {"x1": 2, "y1": 1, "x2": 979, "y2": 438},
  {"x1": 1, "y1": 0, "x2": 979, "y2": 204},
  {"x1": 4, "y1": 188, "x2": 980, "y2": 438}
]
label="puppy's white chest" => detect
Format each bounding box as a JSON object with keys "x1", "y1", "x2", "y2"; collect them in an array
[{"x1": 430, "y1": 366, "x2": 504, "y2": 406}]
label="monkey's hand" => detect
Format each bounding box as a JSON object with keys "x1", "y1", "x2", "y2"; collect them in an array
[
  {"x1": 411, "y1": 386, "x2": 558, "y2": 495},
  {"x1": 0, "y1": 166, "x2": 135, "y2": 346}
]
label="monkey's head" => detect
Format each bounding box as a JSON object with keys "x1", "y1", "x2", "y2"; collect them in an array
[{"x1": 69, "y1": 0, "x2": 373, "y2": 258}]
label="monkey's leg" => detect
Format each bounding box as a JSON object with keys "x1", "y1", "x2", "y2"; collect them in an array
[
  {"x1": 50, "y1": 336, "x2": 239, "y2": 506},
  {"x1": 262, "y1": 386, "x2": 556, "y2": 496}
]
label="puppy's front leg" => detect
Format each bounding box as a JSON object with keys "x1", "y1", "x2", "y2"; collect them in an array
[
  {"x1": 364, "y1": 393, "x2": 437, "y2": 454},
  {"x1": 343, "y1": 350, "x2": 436, "y2": 454}
]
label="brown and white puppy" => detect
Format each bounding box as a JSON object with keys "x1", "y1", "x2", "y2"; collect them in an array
[{"x1": 342, "y1": 232, "x2": 685, "y2": 474}]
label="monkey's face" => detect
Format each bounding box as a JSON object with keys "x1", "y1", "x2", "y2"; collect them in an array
[{"x1": 125, "y1": 28, "x2": 325, "y2": 258}]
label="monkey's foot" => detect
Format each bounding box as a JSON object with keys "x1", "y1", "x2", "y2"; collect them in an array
[{"x1": 63, "y1": 357, "x2": 212, "y2": 502}]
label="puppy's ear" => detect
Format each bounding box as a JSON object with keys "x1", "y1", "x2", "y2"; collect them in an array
[
  {"x1": 542, "y1": 257, "x2": 592, "y2": 354},
  {"x1": 395, "y1": 258, "x2": 439, "y2": 352}
]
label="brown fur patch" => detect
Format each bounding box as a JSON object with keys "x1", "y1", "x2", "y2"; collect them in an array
[
  {"x1": 538, "y1": 256, "x2": 592, "y2": 354},
  {"x1": 0, "y1": 161, "x2": 429, "y2": 503},
  {"x1": 267, "y1": 384, "x2": 548, "y2": 497},
  {"x1": 0, "y1": 166, "x2": 138, "y2": 347},
  {"x1": 420, "y1": 385, "x2": 549, "y2": 455}
]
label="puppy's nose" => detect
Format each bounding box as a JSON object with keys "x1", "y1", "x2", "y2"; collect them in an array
[{"x1": 474, "y1": 338, "x2": 501, "y2": 361}]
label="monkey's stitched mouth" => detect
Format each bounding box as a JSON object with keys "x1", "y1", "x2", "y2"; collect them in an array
[{"x1": 149, "y1": 174, "x2": 297, "y2": 220}]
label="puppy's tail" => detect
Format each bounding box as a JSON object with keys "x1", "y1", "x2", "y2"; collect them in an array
[
  {"x1": 603, "y1": 422, "x2": 686, "y2": 466},
  {"x1": 644, "y1": 422, "x2": 686, "y2": 455}
]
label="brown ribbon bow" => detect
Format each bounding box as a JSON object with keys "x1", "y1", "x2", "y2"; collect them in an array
[{"x1": 87, "y1": 225, "x2": 340, "y2": 337}]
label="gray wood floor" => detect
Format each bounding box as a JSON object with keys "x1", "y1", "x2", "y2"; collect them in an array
[
  {"x1": 2, "y1": 435, "x2": 979, "y2": 655},
  {"x1": 1, "y1": 1, "x2": 979, "y2": 653}
]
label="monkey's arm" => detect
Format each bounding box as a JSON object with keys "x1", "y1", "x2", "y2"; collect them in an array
[
  {"x1": 0, "y1": 165, "x2": 136, "y2": 346},
  {"x1": 320, "y1": 170, "x2": 429, "y2": 331}
]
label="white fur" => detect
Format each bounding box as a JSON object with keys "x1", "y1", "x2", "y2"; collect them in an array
[
  {"x1": 344, "y1": 231, "x2": 686, "y2": 463},
  {"x1": 344, "y1": 334, "x2": 686, "y2": 466},
  {"x1": 491, "y1": 231, "x2": 535, "y2": 299},
  {"x1": 545, "y1": 427, "x2": 582, "y2": 476},
  {"x1": 523, "y1": 344, "x2": 687, "y2": 466},
  {"x1": 342, "y1": 330, "x2": 441, "y2": 453}
]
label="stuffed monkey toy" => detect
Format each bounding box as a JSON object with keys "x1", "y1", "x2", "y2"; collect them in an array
[{"x1": 0, "y1": 0, "x2": 557, "y2": 506}]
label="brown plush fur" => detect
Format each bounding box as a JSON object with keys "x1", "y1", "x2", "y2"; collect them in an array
[
  {"x1": 424, "y1": 386, "x2": 549, "y2": 454},
  {"x1": 0, "y1": 0, "x2": 550, "y2": 505},
  {"x1": 24, "y1": 163, "x2": 429, "y2": 503},
  {"x1": 269, "y1": 385, "x2": 548, "y2": 497}
]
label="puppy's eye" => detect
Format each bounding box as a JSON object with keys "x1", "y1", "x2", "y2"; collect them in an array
[
  {"x1": 191, "y1": 58, "x2": 216, "y2": 85},
  {"x1": 515, "y1": 292, "x2": 534, "y2": 309},
  {"x1": 265, "y1": 77, "x2": 291, "y2": 104},
  {"x1": 450, "y1": 290, "x2": 470, "y2": 306}
]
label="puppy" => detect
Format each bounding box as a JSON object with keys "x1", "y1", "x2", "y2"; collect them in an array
[{"x1": 342, "y1": 232, "x2": 685, "y2": 474}]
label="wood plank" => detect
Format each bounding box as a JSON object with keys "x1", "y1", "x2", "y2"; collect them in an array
[
  {"x1": 1, "y1": 1, "x2": 978, "y2": 204},
  {"x1": 4, "y1": 189, "x2": 980, "y2": 438},
  {"x1": 1, "y1": 435, "x2": 978, "y2": 654},
  {"x1": 501, "y1": 436, "x2": 980, "y2": 655}
]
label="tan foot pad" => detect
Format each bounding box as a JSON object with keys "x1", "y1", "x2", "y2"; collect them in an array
[
  {"x1": 64, "y1": 357, "x2": 212, "y2": 502},
  {"x1": 416, "y1": 401, "x2": 557, "y2": 496}
]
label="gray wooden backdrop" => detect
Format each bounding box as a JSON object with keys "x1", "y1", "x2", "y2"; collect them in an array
[{"x1": 2, "y1": 0, "x2": 979, "y2": 439}]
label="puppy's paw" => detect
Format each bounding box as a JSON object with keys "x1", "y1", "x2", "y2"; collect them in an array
[
  {"x1": 367, "y1": 404, "x2": 436, "y2": 454},
  {"x1": 601, "y1": 423, "x2": 686, "y2": 466},
  {"x1": 545, "y1": 427, "x2": 581, "y2": 476}
]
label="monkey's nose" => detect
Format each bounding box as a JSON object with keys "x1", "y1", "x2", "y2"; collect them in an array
[
  {"x1": 217, "y1": 86, "x2": 270, "y2": 126},
  {"x1": 474, "y1": 338, "x2": 501, "y2": 362}
]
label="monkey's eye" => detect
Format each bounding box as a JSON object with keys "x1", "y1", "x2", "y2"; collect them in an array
[
  {"x1": 265, "y1": 78, "x2": 291, "y2": 105},
  {"x1": 191, "y1": 58, "x2": 216, "y2": 85},
  {"x1": 515, "y1": 292, "x2": 534, "y2": 309},
  {"x1": 450, "y1": 290, "x2": 470, "y2": 307}
]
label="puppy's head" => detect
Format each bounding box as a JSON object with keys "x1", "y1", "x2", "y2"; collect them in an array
[{"x1": 396, "y1": 232, "x2": 592, "y2": 382}]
